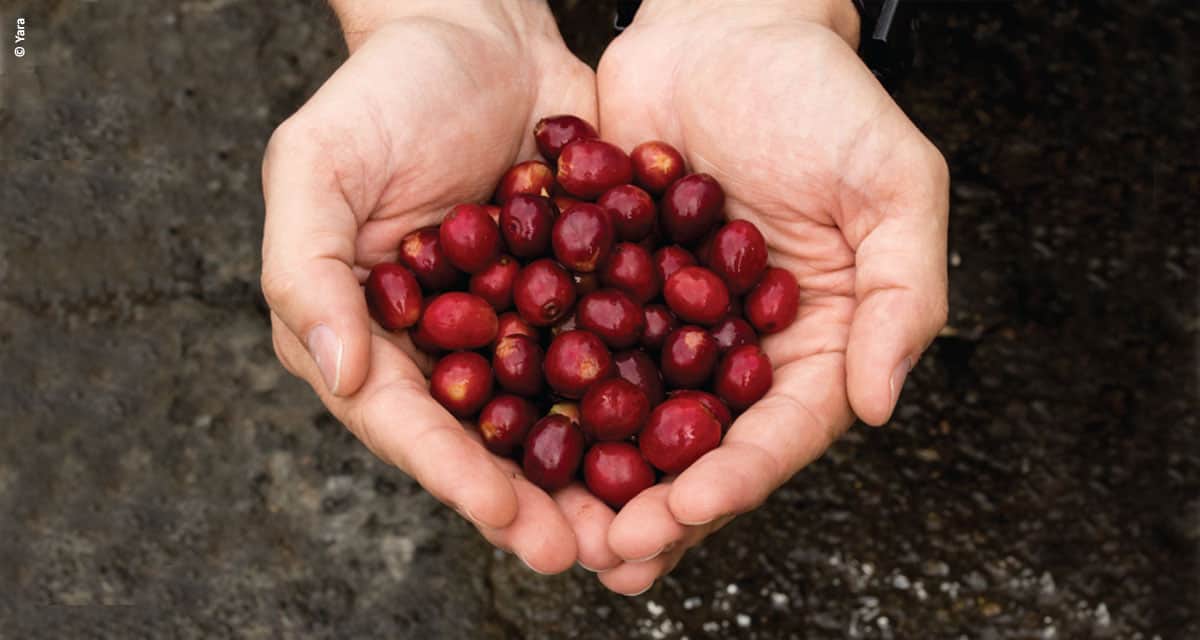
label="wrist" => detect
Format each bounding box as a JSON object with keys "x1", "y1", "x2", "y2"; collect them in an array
[
  {"x1": 634, "y1": 0, "x2": 860, "y2": 48},
  {"x1": 331, "y1": 0, "x2": 561, "y2": 53}
]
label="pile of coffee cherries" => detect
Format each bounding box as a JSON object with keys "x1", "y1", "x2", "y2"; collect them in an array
[{"x1": 364, "y1": 115, "x2": 798, "y2": 509}]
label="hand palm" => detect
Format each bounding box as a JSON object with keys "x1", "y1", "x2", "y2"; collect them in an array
[{"x1": 585, "y1": 16, "x2": 948, "y2": 593}]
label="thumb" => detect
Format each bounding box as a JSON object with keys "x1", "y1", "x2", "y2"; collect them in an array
[
  {"x1": 260, "y1": 118, "x2": 372, "y2": 397},
  {"x1": 845, "y1": 149, "x2": 950, "y2": 425}
]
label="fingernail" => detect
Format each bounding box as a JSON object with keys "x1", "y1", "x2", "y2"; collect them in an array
[
  {"x1": 889, "y1": 357, "x2": 912, "y2": 410},
  {"x1": 678, "y1": 516, "x2": 715, "y2": 527},
  {"x1": 306, "y1": 324, "x2": 343, "y2": 395},
  {"x1": 630, "y1": 541, "x2": 675, "y2": 563},
  {"x1": 520, "y1": 556, "x2": 553, "y2": 576},
  {"x1": 578, "y1": 561, "x2": 600, "y2": 573},
  {"x1": 624, "y1": 583, "x2": 653, "y2": 597}
]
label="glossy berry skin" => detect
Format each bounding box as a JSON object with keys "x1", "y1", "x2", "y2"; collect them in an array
[
  {"x1": 668, "y1": 390, "x2": 732, "y2": 432},
  {"x1": 469, "y1": 255, "x2": 519, "y2": 311},
  {"x1": 584, "y1": 442, "x2": 656, "y2": 509},
  {"x1": 513, "y1": 259, "x2": 576, "y2": 327},
  {"x1": 710, "y1": 220, "x2": 769, "y2": 294},
  {"x1": 420, "y1": 292, "x2": 498, "y2": 350},
  {"x1": 553, "y1": 196, "x2": 584, "y2": 214},
  {"x1": 365, "y1": 263, "x2": 423, "y2": 330},
  {"x1": 639, "y1": 398, "x2": 722, "y2": 474},
  {"x1": 630, "y1": 140, "x2": 686, "y2": 196},
  {"x1": 601, "y1": 243, "x2": 660, "y2": 304},
  {"x1": 409, "y1": 315, "x2": 444, "y2": 356},
  {"x1": 544, "y1": 330, "x2": 613, "y2": 399},
  {"x1": 654, "y1": 245, "x2": 697, "y2": 283},
  {"x1": 399, "y1": 227, "x2": 461, "y2": 292},
  {"x1": 484, "y1": 204, "x2": 502, "y2": 226},
  {"x1": 478, "y1": 394, "x2": 538, "y2": 456},
  {"x1": 523, "y1": 415, "x2": 585, "y2": 491},
  {"x1": 745, "y1": 267, "x2": 800, "y2": 334},
  {"x1": 499, "y1": 194, "x2": 555, "y2": 258},
  {"x1": 580, "y1": 378, "x2": 650, "y2": 441},
  {"x1": 660, "y1": 325, "x2": 719, "y2": 389},
  {"x1": 714, "y1": 345, "x2": 774, "y2": 412},
  {"x1": 576, "y1": 289, "x2": 644, "y2": 350},
  {"x1": 495, "y1": 312, "x2": 537, "y2": 343},
  {"x1": 597, "y1": 184, "x2": 656, "y2": 242},
  {"x1": 493, "y1": 334, "x2": 544, "y2": 397},
  {"x1": 693, "y1": 228, "x2": 718, "y2": 267},
  {"x1": 430, "y1": 351, "x2": 493, "y2": 418},
  {"x1": 557, "y1": 139, "x2": 633, "y2": 199},
  {"x1": 439, "y1": 204, "x2": 501, "y2": 274},
  {"x1": 640, "y1": 304, "x2": 680, "y2": 352},
  {"x1": 664, "y1": 266, "x2": 731, "y2": 326},
  {"x1": 495, "y1": 160, "x2": 555, "y2": 204},
  {"x1": 613, "y1": 350, "x2": 666, "y2": 407},
  {"x1": 661, "y1": 173, "x2": 725, "y2": 245},
  {"x1": 533, "y1": 114, "x2": 598, "y2": 160},
  {"x1": 552, "y1": 203, "x2": 615, "y2": 273},
  {"x1": 710, "y1": 316, "x2": 758, "y2": 354}
]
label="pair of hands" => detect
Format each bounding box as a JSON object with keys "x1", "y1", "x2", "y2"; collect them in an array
[{"x1": 261, "y1": 0, "x2": 948, "y2": 596}]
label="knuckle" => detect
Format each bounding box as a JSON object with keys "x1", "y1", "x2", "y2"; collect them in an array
[{"x1": 258, "y1": 266, "x2": 295, "y2": 311}]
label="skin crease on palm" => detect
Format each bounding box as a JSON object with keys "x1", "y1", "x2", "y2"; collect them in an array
[{"x1": 261, "y1": 0, "x2": 949, "y2": 596}]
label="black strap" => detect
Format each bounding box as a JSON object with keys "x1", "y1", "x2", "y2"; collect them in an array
[{"x1": 614, "y1": 0, "x2": 640, "y2": 33}]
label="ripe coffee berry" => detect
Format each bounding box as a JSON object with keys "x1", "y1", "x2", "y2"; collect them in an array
[{"x1": 363, "y1": 116, "x2": 804, "y2": 502}]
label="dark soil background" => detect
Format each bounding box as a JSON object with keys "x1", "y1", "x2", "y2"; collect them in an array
[{"x1": 1, "y1": 0, "x2": 1196, "y2": 638}]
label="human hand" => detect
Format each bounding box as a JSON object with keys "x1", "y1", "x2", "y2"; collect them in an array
[
  {"x1": 260, "y1": 0, "x2": 597, "y2": 573},
  {"x1": 587, "y1": 0, "x2": 950, "y2": 594}
]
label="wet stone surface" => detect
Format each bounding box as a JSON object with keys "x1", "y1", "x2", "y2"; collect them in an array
[{"x1": 1, "y1": 0, "x2": 1196, "y2": 638}]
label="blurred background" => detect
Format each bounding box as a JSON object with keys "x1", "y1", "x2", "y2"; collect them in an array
[{"x1": 1, "y1": 0, "x2": 1196, "y2": 637}]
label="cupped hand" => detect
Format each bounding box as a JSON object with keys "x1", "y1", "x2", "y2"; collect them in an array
[
  {"x1": 260, "y1": 1, "x2": 598, "y2": 574},
  {"x1": 587, "y1": 0, "x2": 950, "y2": 594}
]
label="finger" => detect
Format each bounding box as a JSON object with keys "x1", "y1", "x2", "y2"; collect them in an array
[
  {"x1": 261, "y1": 116, "x2": 371, "y2": 397},
  {"x1": 844, "y1": 143, "x2": 950, "y2": 425},
  {"x1": 668, "y1": 351, "x2": 852, "y2": 527},
  {"x1": 553, "y1": 484, "x2": 622, "y2": 572},
  {"x1": 273, "y1": 316, "x2": 519, "y2": 530},
  {"x1": 597, "y1": 516, "x2": 731, "y2": 596},
  {"x1": 478, "y1": 459, "x2": 578, "y2": 575},
  {"x1": 607, "y1": 482, "x2": 688, "y2": 563}
]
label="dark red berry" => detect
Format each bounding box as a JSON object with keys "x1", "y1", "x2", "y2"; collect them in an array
[
  {"x1": 710, "y1": 316, "x2": 758, "y2": 353},
  {"x1": 545, "y1": 330, "x2": 613, "y2": 399},
  {"x1": 533, "y1": 115, "x2": 599, "y2": 160},
  {"x1": 710, "y1": 220, "x2": 769, "y2": 294},
  {"x1": 630, "y1": 141, "x2": 686, "y2": 196},
  {"x1": 668, "y1": 390, "x2": 733, "y2": 432},
  {"x1": 597, "y1": 184, "x2": 656, "y2": 241},
  {"x1": 399, "y1": 227, "x2": 461, "y2": 292},
  {"x1": 493, "y1": 334, "x2": 544, "y2": 397},
  {"x1": 580, "y1": 378, "x2": 650, "y2": 441},
  {"x1": 661, "y1": 173, "x2": 725, "y2": 245},
  {"x1": 573, "y1": 272, "x2": 600, "y2": 297},
  {"x1": 552, "y1": 203, "x2": 615, "y2": 273},
  {"x1": 640, "y1": 304, "x2": 680, "y2": 352},
  {"x1": 430, "y1": 351, "x2": 493, "y2": 417},
  {"x1": 513, "y1": 259, "x2": 576, "y2": 327},
  {"x1": 365, "y1": 263, "x2": 423, "y2": 330},
  {"x1": 557, "y1": 139, "x2": 633, "y2": 199},
  {"x1": 654, "y1": 245, "x2": 697, "y2": 283},
  {"x1": 576, "y1": 289, "x2": 644, "y2": 349},
  {"x1": 663, "y1": 266, "x2": 731, "y2": 326},
  {"x1": 639, "y1": 398, "x2": 722, "y2": 474},
  {"x1": 439, "y1": 204, "x2": 501, "y2": 274},
  {"x1": 714, "y1": 345, "x2": 773, "y2": 411},
  {"x1": 523, "y1": 415, "x2": 585, "y2": 491},
  {"x1": 660, "y1": 325, "x2": 719, "y2": 388},
  {"x1": 584, "y1": 442, "x2": 656, "y2": 509},
  {"x1": 496, "y1": 311, "x2": 537, "y2": 342},
  {"x1": 499, "y1": 194, "x2": 555, "y2": 258},
  {"x1": 745, "y1": 267, "x2": 800, "y2": 334},
  {"x1": 469, "y1": 255, "x2": 519, "y2": 311},
  {"x1": 420, "y1": 292, "x2": 499, "y2": 350},
  {"x1": 550, "y1": 310, "x2": 578, "y2": 337},
  {"x1": 613, "y1": 350, "x2": 666, "y2": 407},
  {"x1": 601, "y1": 243, "x2": 660, "y2": 304},
  {"x1": 478, "y1": 394, "x2": 538, "y2": 456},
  {"x1": 495, "y1": 160, "x2": 555, "y2": 204},
  {"x1": 548, "y1": 401, "x2": 581, "y2": 426}
]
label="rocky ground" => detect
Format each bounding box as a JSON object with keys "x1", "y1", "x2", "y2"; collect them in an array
[{"x1": 1, "y1": 0, "x2": 1196, "y2": 638}]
